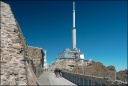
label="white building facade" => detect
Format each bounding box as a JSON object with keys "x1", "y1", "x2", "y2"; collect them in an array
[{"x1": 43, "y1": 50, "x2": 48, "y2": 69}]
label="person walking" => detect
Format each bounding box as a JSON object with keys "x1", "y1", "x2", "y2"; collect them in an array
[
  {"x1": 59, "y1": 69, "x2": 62, "y2": 77},
  {"x1": 56, "y1": 68, "x2": 60, "y2": 78},
  {"x1": 54, "y1": 68, "x2": 60, "y2": 78},
  {"x1": 54, "y1": 68, "x2": 57, "y2": 77}
]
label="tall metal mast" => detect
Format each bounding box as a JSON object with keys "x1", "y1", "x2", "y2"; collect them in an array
[{"x1": 72, "y1": 2, "x2": 76, "y2": 49}]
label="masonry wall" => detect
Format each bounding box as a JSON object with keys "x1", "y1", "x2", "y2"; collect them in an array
[
  {"x1": 0, "y1": 1, "x2": 37, "y2": 85},
  {"x1": 27, "y1": 46, "x2": 44, "y2": 77}
]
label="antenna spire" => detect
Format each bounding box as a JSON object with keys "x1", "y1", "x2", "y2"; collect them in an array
[
  {"x1": 72, "y1": 2, "x2": 76, "y2": 49},
  {"x1": 73, "y1": 2, "x2": 75, "y2": 11},
  {"x1": 73, "y1": 2, "x2": 75, "y2": 28}
]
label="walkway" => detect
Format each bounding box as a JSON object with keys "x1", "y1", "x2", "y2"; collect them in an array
[
  {"x1": 37, "y1": 72, "x2": 50, "y2": 85},
  {"x1": 37, "y1": 71, "x2": 77, "y2": 85}
]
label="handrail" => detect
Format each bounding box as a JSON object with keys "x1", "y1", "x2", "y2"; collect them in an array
[
  {"x1": 62, "y1": 71, "x2": 127, "y2": 85},
  {"x1": 62, "y1": 71, "x2": 112, "y2": 85}
]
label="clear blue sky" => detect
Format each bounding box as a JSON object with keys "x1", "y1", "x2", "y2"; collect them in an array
[{"x1": 4, "y1": 1, "x2": 127, "y2": 71}]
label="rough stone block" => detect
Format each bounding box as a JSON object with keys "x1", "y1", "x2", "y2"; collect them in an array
[
  {"x1": 0, "y1": 48, "x2": 3, "y2": 54},
  {"x1": 11, "y1": 44, "x2": 23, "y2": 49},
  {"x1": 18, "y1": 68, "x2": 26, "y2": 75},
  {"x1": 18, "y1": 81, "x2": 27, "y2": 85}
]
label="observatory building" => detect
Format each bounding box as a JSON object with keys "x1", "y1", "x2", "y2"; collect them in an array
[{"x1": 58, "y1": 2, "x2": 84, "y2": 64}]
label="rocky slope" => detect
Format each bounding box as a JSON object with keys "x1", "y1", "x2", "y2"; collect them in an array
[
  {"x1": 49, "y1": 60, "x2": 76, "y2": 71},
  {"x1": 116, "y1": 69, "x2": 128, "y2": 82},
  {"x1": 50, "y1": 60, "x2": 116, "y2": 81},
  {"x1": 72, "y1": 61, "x2": 116, "y2": 81}
]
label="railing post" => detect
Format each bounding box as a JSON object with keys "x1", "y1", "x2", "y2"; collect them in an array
[
  {"x1": 76, "y1": 76, "x2": 78, "y2": 84},
  {"x1": 68, "y1": 74, "x2": 70, "y2": 81},
  {"x1": 74, "y1": 76, "x2": 76, "y2": 84},
  {"x1": 77, "y1": 77, "x2": 78, "y2": 85},
  {"x1": 76, "y1": 76, "x2": 78, "y2": 85},
  {"x1": 68, "y1": 73, "x2": 69, "y2": 80},
  {"x1": 73, "y1": 75, "x2": 74, "y2": 83},
  {"x1": 66, "y1": 73, "x2": 67, "y2": 78},
  {"x1": 83, "y1": 78, "x2": 84, "y2": 85},
  {"x1": 91, "y1": 80, "x2": 93, "y2": 86},
  {"x1": 71, "y1": 74, "x2": 72, "y2": 82},
  {"x1": 66, "y1": 73, "x2": 67, "y2": 79},
  {"x1": 82, "y1": 78, "x2": 84, "y2": 85},
  {"x1": 69, "y1": 74, "x2": 70, "y2": 81},
  {"x1": 79, "y1": 77, "x2": 80, "y2": 85},
  {"x1": 72, "y1": 75, "x2": 73, "y2": 83},
  {"x1": 77, "y1": 77, "x2": 79, "y2": 85},
  {"x1": 89, "y1": 79, "x2": 91, "y2": 85},
  {"x1": 84, "y1": 79, "x2": 87, "y2": 85},
  {"x1": 75, "y1": 76, "x2": 77, "y2": 84}
]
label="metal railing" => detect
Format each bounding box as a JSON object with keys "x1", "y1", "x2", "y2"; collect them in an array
[{"x1": 62, "y1": 71, "x2": 112, "y2": 86}]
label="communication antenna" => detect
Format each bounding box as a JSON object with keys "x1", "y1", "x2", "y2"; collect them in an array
[
  {"x1": 72, "y1": 1, "x2": 76, "y2": 49},
  {"x1": 73, "y1": 2, "x2": 75, "y2": 11}
]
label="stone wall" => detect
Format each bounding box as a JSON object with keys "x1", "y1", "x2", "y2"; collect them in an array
[
  {"x1": 27, "y1": 46, "x2": 44, "y2": 77},
  {"x1": 1, "y1": 1, "x2": 28, "y2": 85},
  {"x1": 0, "y1": 1, "x2": 41, "y2": 85}
]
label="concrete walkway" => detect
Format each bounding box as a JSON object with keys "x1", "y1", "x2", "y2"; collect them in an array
[
  {"x1": 37, "y1": 72, "x2": 50, "y2": 85},
  {"x1": 37, "y1": 71, "x2": 77, "y2": 85}
]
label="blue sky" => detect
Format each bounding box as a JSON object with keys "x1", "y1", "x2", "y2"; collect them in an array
[{"x1": 4, "y1": 1, "x2": 127, "y2": 71}]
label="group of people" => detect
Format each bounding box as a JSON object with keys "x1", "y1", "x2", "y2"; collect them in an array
[{"x1": 54, "y1": 68, "x2": 62, "y2": 78}]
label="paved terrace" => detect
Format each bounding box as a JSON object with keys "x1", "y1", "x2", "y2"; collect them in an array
[{"x1": 37, "y1": 71, "x2": 77, "y2": 85}]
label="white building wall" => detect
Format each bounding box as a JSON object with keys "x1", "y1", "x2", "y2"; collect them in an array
[
  {"x1": 80, "y1": 54, "x2": 84, "y2": 59},
  {"x1": 43, "y1": 50, "x2": 47, "y2": 69},
  {"x1": 80, "y1": 54, "x2": 84, "y2": 64}
]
